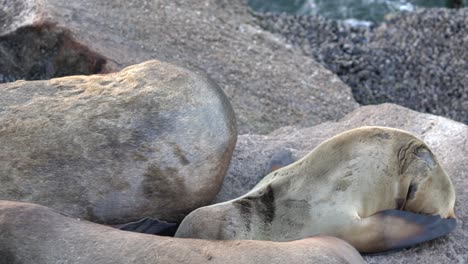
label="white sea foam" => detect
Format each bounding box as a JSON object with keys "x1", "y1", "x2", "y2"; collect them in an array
[
  {"x1": 343, "y1": 18, "x2": 374, "y2": 27},
  {"x1": 398, "y1": 3, "x2": 415, "y2": 11}
]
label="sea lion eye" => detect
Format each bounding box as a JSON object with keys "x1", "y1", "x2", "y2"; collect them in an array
[{"x1": 406, "y1": 183, "x2": 418, "y2": 200}]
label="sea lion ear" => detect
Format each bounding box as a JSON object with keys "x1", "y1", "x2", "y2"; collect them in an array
[
  {"x1": 398, "y1": 142, "x2": 437, "y2": 175},
  {"x1": 115, "y1": 217, "x2": 179, "y2": 236},
  {"x1": 352, "y1": 209, "x2": 456, "y2": 254},
  {"x1": 414, "y1": 146, "x2": 437, "y2": 168},
  {"x1": 398, "y1": 141, "x2": 419, "y2": 174}
]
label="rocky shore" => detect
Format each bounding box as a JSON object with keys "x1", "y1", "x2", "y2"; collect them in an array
[
  {"x1": 0, "y1": 0, "x2": 358, "y2": 135},
  {"x1": 0, "y1": 0, "x2": 467, "y2": 263},
  {"x1": 255, "y1": 8, "x2": 468, "y2": 124}
]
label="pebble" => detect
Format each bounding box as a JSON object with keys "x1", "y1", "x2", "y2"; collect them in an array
[{"x1": 256, "y1": 8, "x2": 468, "y2": 124}]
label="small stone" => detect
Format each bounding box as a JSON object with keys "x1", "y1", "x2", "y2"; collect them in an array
[{"x1": 255, "y1": 8, "x2": 468, "y2": 124}]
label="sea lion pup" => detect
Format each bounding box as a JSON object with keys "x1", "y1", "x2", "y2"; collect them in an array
[
  {"x1": 175, "y1": 126, "x2": 457, "y2": 253},
  {"x1": 0, "y1": 201, "x2": 364, "y2": 264}
]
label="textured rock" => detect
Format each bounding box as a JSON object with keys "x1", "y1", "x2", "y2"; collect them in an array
[
  {"x1": 0, "y1": 1, "x2": 107, "y2": 82},
  {"x1": 215, "y1": 103, "x2": 467, "y2": 263},
  {"x1": 0, "y1": 0, "x2": 358, "y2": 134},
  {"x1": 0, "y1": 60, "x2": 237, "y2": 224},
  {"x1": 0, "y1": 200, "x2": 366, "y2": 264},
  {"x1": 256, "y1": 8, "x2": 468, "y2": 124}
]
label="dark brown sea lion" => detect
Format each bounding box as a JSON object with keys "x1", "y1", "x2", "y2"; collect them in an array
[{"x1": 0, "y1": 200, "x2": 365, "y2": 264}]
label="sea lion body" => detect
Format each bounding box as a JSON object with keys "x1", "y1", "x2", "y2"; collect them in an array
[
  {"x1": 0, "y1": 201, "x2": 365, "y2": 264},
  {"x1": 175, "y1": 127, "x2": 456, "y2": 253}
]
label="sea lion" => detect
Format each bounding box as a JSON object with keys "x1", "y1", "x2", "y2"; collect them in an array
[
  {"x1": 175, "y1": 126, "x2": 457, "y2": 253},
  {"x1": 0, "y1": 200, "x2": 365, "y2": 264},
  {"x1": 0, "y1": 60, "x2": 237, "y2": 225}
]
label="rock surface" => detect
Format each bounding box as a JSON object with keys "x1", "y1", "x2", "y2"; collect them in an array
[
  {"x1": 0, "y1": 0, "x2": 358, "y2": 134},
  {"x1": 0, "y1": 200, "x2": 365, "y2": 264},
  {"x1": 0, "y1": 60, "x2": 237, "y2": 224},
  {"x1": 256, "y1": 8, "x2": 468, "y2": 124},
  {"x1": 216, "y1": 103, "x2": 467, "y2": 263}
]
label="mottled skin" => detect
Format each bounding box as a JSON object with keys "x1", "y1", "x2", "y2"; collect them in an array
[
  {"x1": 176, "y1": 127, "x2": 456, "y2": 253},
  {"x1": 0, "y1": 201, "x2": 365, "y2": 264}
]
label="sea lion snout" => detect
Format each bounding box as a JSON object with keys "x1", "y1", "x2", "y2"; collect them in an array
[
  {"x1": 400, "y1": 146, "x2": 456, "y2": 219},
  {"x1": 396, "y1": 139, "x2": 456, "y2": 220}
]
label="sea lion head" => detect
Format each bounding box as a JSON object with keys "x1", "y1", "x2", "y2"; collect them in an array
[{"x1": 397, "y1": 140, "x2": 456, "y2": 218}]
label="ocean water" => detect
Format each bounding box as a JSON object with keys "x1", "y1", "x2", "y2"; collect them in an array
[{"x1": 248, "y1": 0, "x2": 466, "y2": 24}]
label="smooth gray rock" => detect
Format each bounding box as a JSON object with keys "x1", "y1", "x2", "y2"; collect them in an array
[
  {"x1": 0, "y1": 200, "x2": 365, "y2": 264},
  {"x1": 0, "y1": 0, "x2": 358, "y2": 134},
  {"x1": 215, "y1": 103, "x2": 467, "y2": 263},
  {"x1": 0, "y1": 60, "x2": 237, "y2": 224}
]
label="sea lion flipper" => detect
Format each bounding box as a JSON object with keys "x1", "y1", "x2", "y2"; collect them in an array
[
  {"x1": 117, "y1": 217, "x2": 179, "y2": 236},
  {"x1": 356, "y1": 209, "x2": 456, "y2": 253}
]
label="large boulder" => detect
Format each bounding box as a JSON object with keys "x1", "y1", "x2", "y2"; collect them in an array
[
  {"x1": 0, "y1": 200, "x2": 365, "y2": 264},
  {"x1": 215, "y1": 103, "x2": 467, "y2": 263},
  {"x1": 0, "y1": 60, "x2": 237, "y2": 224},
  {"x1": 0, "y1": 0, "x2": 358, "y2": 134}
]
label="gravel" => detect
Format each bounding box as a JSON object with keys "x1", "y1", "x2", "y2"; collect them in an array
[{"x1": 255, "y1": 8, "x2": 468, "y2": 124}]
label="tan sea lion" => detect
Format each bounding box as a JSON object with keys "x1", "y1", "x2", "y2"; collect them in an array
[
  {"x1": 175, "y1": 126, "x2": 457, "y2": 253},
  {"x1": 0, "y1": 200, "x2": 365, "y2": 264}
]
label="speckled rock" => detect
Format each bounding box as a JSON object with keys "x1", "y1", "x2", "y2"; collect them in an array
[
  {"x1": 216, "y1": 103, "x2": 467, "y2": 263},
  {"x1": 0, "y1": 0, "x2": 357, "y2": 134},
  {"x1": 0, "y1": 60, "x2": 237, "y2": 224},
  {"x1": 0, "y1": 0, "x2": 107, "y2": 82},
  {"x1": 0, "y1": 200, "x2": 365, "y2": 264},
  {"x1": 256, "y1": 8, "x2": 468, "y2": 124}
]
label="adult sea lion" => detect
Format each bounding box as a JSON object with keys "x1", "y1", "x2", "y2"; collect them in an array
[
  {"x1": 0, "y1": 200, "x2": 365, "y2": 264},
  {"x1": 175, "y1": 126, "x2": 457, "y2": 253}
]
